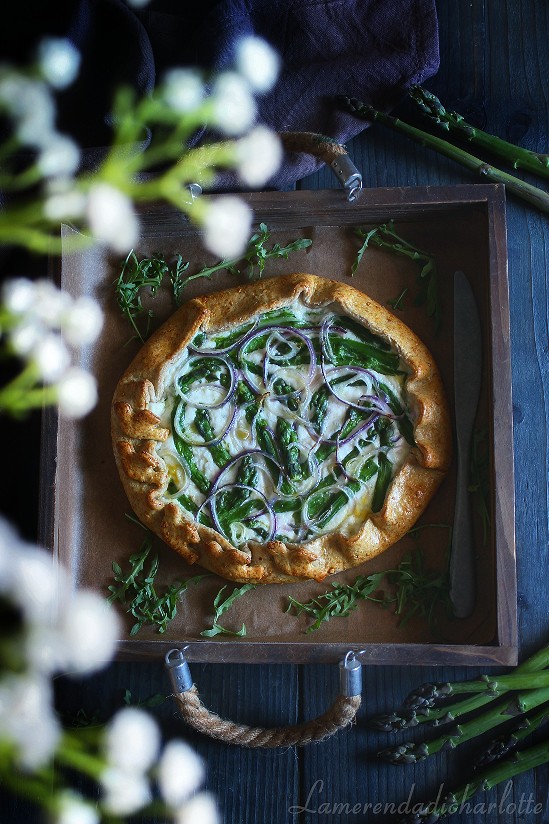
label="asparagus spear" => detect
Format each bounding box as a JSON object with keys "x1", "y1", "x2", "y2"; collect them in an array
[
  {"x1": 338, "y1": 95, "x2": 549, "y2": 214},
  {"x1": 409, "y1": 84, "x2": 549, "y2": 178},
  {"x1": 473, "y1": 702, "x2": 549, "y2": 769},
  {"x1": 400, "y1": 738, "x2": 549, "y2": 822},
  {"x1": 378, "y1": 686, "x2": 549, "y2": 764},
  {"x1": 193, "y1": 408, "x2": 231, "y2": 468}
]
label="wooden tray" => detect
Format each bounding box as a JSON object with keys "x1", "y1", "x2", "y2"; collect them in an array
[{"x1": 41, "y1": 185, "x2": 516, "y2": 665}]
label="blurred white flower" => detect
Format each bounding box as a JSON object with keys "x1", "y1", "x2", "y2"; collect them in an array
[
  {"x1": 157, "y1": 740, "x2": 205, "y2": 807},
  {"x1": 56, "y1": 368, "x2": 98, "y2": 418},
  {"x1": 235, "y1": 36, "x2": 279, "y2": 93},
  {"x1": 61, "y1": 296, "x2": 104, "y2": 347},
  {"x1": 31, "y1": 332, "x2": 71, "y2": 383},
  {"x1": 175, "y1": 792, "x2": 219, "y2": 824},
  {"x1": 9, "y1": 318, "x2": 43, "y2": 355},
  {"x1": 0, "y1": 76, "x2": 55, "y2": 147},
  {"x1": 211, "y1": 72, "x2": 256, "y2": 135},
  {"x1": 60, "y1": 589, "x2": 119, "y2": 673},
  {"x1": 86, "y1": 183, "x2": 139, "y2": 253},
  {"x1": 100, "y1": 767, "x2": 152, "y2": 816},
  {"x1": 38, "y1": 134, "x2": 81, "y2": 178},
  {"x1": 55, "y1": 792, "x2": 99, "y2": 824},
  {"x1": 44, "y1": 187, "x2": 87, "y2": 221},
  {"x1": 33, "y1": 279, "x2": 73, "y2": 327},
  {"x1": 163, "y1": 68, "x2": 203, "y2": 112},
  {"x1": 202, "y1": 196, "x2": 252, "y2": 259},
  {"x1": 2, "y1": 277, "x2": 36, "y2": 314},
  {"x1": 37, "y1": 38, "x2": 81, "y2": 90},
  {"x1": 12, "y1": 545, "x2": 63, "y2": 622},
  {"x1": 236, "y1": 125, "x2": 282, "y2": 186},
  {"x1": 0, "y1": 672, "x2": 61, "y2": 768},
  {"x1": 104, "y1": 707, "x2": 160, "y2": 774}
]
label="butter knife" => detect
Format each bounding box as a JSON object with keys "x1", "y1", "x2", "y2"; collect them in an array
[{"x1": 449, "y1": 270, "x2": 482, "y2": 618}]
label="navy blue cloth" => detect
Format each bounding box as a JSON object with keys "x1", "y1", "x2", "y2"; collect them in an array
[{"x1": 2, "y1": 0, "x2": 440, "y2": 188}]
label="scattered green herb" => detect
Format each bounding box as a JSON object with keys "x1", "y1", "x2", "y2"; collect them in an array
[
  {"x1": 352, "y1": 220, "x2": 441, "y2": 330},
  {"x1": 387, "y1": 286, "x2": 409, "y2": 311},
  {"x1": 123, "y1": 689, "x2": 167, "y2": 709},
  {"x1": 286, "y1": 573, "x2": 388, "y2": 633},
  {"x1": 200, "y1": 583, "x2": 256, "y2": 637},
  {"x1": 114, "y1": 250, "x2": 171, "y2": 342},
  {"x1": 173, "y1": 223, "x2": 312, "y2": 294},
  {"x1": 287, "y1": 523, "x2": 453, "y2": 633},
  {"x1": 170, "y1": 254, "x2": 191, "y2": 306},
  {"x1": 107, "y1": 534, "x2": 207, "y2": 635},
  {"x1": 468, "y1": 426, "x2": 490, "y2": 545}
]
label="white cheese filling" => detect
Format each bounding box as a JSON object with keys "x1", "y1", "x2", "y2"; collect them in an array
[{"x1": 155, "y1": 299, "x2": 415, "y2": 545}]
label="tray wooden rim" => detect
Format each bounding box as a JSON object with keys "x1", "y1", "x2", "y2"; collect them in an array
[{"x1": 40, "y1": 184, "x2": 517, "y2": 666}]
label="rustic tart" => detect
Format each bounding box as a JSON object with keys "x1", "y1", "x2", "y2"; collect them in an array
[{"x1": 112, "y1": 273, "x2": 451, "y2": 584}]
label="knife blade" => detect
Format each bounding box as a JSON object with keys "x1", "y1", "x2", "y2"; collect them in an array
[{"x1": 449, "y1": 270, "x2": 483, "y2": 618}]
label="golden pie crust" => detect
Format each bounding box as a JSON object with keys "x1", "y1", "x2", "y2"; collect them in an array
[{"x1": 112, "y1": 273, "x2": 451, "y2": 584}]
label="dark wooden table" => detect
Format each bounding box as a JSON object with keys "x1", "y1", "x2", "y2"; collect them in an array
[{"x1": 4, "y1": 1, "x2": 549, "y2": 822}]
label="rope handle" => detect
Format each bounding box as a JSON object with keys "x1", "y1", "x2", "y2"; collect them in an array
[
  {"x1": 165, "y1": 648, "x2": 362, "y2": 748},
  {"x1": 279, "y1": 131, "x2": 363, "y2": 202}
]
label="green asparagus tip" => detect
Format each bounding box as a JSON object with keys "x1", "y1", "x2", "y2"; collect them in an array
[
  {"x1": 369, "y1": 711, "x2": 419, "y2": 732},
  {"x1": 377, "y1": 741, "x2": 428, "y2": 765},
  {"x1": 403, "y1": 682, "x2": 452, "y2": 710}
]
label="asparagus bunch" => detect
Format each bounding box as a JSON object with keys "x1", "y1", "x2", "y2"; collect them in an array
[
  {"x1": 409, "y1": 85, "x2": 549, "y2": 179},
  {"x1": 337, "y1": 96, "x2": 549, "y2": 214},
  {"x1": 369, "y1": 643, "x2": 549, "y2": 821}
]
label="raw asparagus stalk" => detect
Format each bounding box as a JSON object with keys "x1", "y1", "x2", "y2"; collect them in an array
[
  {"x1": 338, "y1": 96, "x2": 549, "y2": 214},
  {"x1": 372, "y1": 641, "x2": 549, "y2": 731},
  {"x1": 409, "y1": 85, "x2": 549, "y2": 178},
  {"x1": 474, "y1": 702, "x2": 549, "y2": 769},
  {"x1": 400, "y1": 738, "x2": 549, "y2": 822},
  {"x1": 378, "y1": 687, "x2": 549, "y2": 764}
]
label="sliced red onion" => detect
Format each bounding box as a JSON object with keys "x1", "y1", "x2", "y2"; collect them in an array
[
  {"x1": 205, "y1": 483, "x2": 277, "y2": 543},
  {"x1": 189, "y1": 318, "x2": 259, "y2": 355},
  {"x1": 210, "y1": 448, "x2": 283, "y2": 494},
  {"x1": 173, "y1": 401, "x2": 237, "y2": 447},
  {"x1": 301, "y1": 483, "x2": 352, "y2": 535},
  {"x1": 174, "y1": 355, "x2": 238, "y2": 408}
]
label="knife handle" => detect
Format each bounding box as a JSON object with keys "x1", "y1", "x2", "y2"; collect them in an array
[{"x1": 449, "y1": 437, "x2": 476, "y2": 618}]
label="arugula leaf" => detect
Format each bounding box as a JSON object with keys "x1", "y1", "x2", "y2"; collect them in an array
[
  {"x1": 352, "y1": 221, "x2": 441, "y2": 330},
  {"x1": 200, "y1": 583, "x2": 256, "y2": 637},
  {"x1": 114, "y1": 250, "x2": 171, "y2": 342},
  {"x1": 287, "y1": 573, "x2": 387, "y2": 632},
  {"x1": 108, "y1": 532, "x2": 208, "y2": 635}
]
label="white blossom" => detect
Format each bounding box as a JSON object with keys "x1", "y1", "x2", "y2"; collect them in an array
[
  {"x1": 100, "y1": 767, "x2": 152, "y2": 816},
  {"x1": 54, "y1": 792, "x2": 99, "y2": 824},
  {"x1": 31, "y1": 332, "x2": 71, "y2": 383},
  {"x1": 60, "y1": 589, "x2": 119, "y2": 673},
  {"x1": 211, "y1": 72, "x2": 256, "y2": 135},
  {"x1": 202, "y1": 196, "x2": 252, "y2": 259},
  {"x1": 0, "y1": 672, "x2": 61, "y2": 768},
  {"x1": 2, "y1": 277, "x2": 36, "y2": 314},
  {"x1": 235, "y1": 36, "x2": 280, "y2": 93},
  {"x1": 0, "y1": 76, "x2": 56, "y2": 147},
  {"x1": 44, "y1": 187, "x2": 87, "y2": 221},
  {"x1": 61, "y1": 296, "x2": 104, "y2": 347},
  {"x1": 163, "y1": 68, "x2": 203, "y2": 112},
  {"x1": 104, "y1": 707, "x2": 160, "y2": 774},
  {"x1": 86, "y1": 183, "x2": 139, "y2": 253},
  {"x1": 175, "y1": 792, "x2": 219, "y2": 824},
  {"x1": 37, "y1": 37, "x2": 81, "y2": 89},
  {"x1": 56, "y1": 368, "x2": 98, "y2": 418},
  {"x1": 33, "y1": 279, "x2": 73, "y2": 327},
  {"x1": 38, "y1": 134, "x2": 81, "y2": 178},
  {"x1": 236, "y1": 125, "x2": 282, "y2": 186},
  {"x1": 157, "y1": 740, "x2": 205, "y2": 807},
  {"x1": 9, "y1": 318, "x2": 44, "y2": 355},
  {"x1": 11, "y1": 544, "x2": 63, "y2": 622}
]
